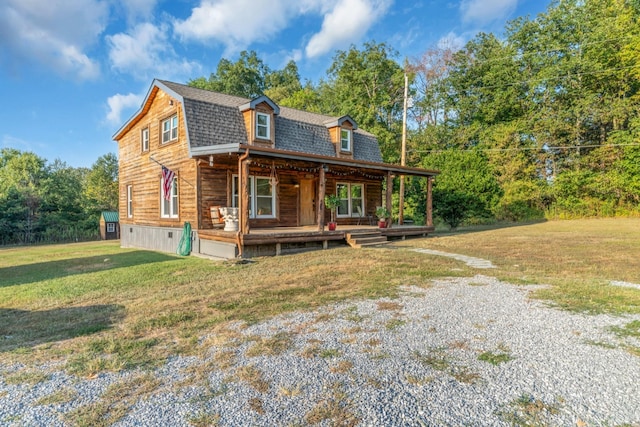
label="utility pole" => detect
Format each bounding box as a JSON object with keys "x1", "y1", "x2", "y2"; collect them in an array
[{"x1": 398, "y1": 72, "x2": 408, "y2": 225}]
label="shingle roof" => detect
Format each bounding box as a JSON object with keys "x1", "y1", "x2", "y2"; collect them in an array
[
  {"x1": 157, "y1": 80, "x2": 383, "y2": 163},
  {"x1": 102, "y1": 211, "x2": 119, "y2": 222}
]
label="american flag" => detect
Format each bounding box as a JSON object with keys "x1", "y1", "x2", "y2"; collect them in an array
[{"x1": 162, "y1": 166, "x2": 175, "y2": 201}]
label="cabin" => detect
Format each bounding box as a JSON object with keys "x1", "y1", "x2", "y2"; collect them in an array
[
  {"x1": 99, "y1": 211, "x2": 120, "y2": 240},
  {"x1": 113, "y1": 79, "x2": 438, "y2": 258}
]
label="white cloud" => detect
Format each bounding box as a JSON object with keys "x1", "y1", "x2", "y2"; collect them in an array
[
  {"x1": 173, "y1": 0, "x2": 391, "y2": 58},
  {"x1": 173, "y1": 0, "x2": 297, "y2": 52},
  {"x1": 460, "y1": 0, "x2": 518, "y2": 25},
  {"x1": 0, "y1": 0, "x2": 107, "y2": 80},
  {"x1": 437, "y1": 32, "x2": 465, "y2": 51},
  {"x1": 106, "y1": 93, "x2": 143, "y2": 124},
  {"x1": 107, "y1": 22, "x2": 200, "y2": 80},
  {"x1": 305, "y1": 0, "x2": 392, "y2": 58},
  {"x1": 117, "y1": 0, "x2": 157, "y2": 22}
]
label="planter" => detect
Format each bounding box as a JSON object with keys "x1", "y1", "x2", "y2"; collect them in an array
[
  {"x1": 218, "y1": 207, "x2": 239, "y2": 232},
  {"x1": 327, "y1": 222, "x2": 337, "y2": 231},
  {"x1": 378, "y1": 220, "x2": 387, "y2": 228}
]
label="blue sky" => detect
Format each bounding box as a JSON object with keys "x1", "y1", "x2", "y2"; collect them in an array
[{"x1": 0, "y1": 0, "x2": 551, "y2": 168}]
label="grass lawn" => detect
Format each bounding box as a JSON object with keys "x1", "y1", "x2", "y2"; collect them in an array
[{"x1": 1, "y1": 218, "x2": 639, "y2": 376}]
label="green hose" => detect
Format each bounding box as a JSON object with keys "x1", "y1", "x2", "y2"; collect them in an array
[{"x1": 177, "y1": 222, "x2": 191, "y2": 256}]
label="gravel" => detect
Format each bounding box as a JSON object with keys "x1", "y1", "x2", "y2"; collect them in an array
[{"x1": 2, "y1": 274, "x2": 640, "y2": 426}]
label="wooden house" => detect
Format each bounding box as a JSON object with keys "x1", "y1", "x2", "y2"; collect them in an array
[
  {"x1": 99, "y1": 211, "x2": 120, "y2": 240},
  {"x1": 113, "y1": 79, "x2": 438, "y2": 258}
]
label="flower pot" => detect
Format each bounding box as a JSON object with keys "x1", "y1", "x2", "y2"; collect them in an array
[
  {"x1": 328, "y1": 222, "x2": 337, "y2": 231},
  {"x1": 218, "y1": 207, "x2": 239, "y2": 231},
  {"x1": 378, "y1": 220, "x2": 387, "y2": 228}
]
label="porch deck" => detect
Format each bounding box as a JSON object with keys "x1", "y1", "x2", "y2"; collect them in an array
[{"x1": 198, "y1": 224, "x2": 435, "y2": 246}]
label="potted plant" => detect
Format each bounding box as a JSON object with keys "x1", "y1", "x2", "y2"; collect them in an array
[
  {"x1": 324, "y1": 194, "x2": 341, "y2": 231},
  {"x1": 376, "y1": 206, "x2": 390, "y2": 228}
]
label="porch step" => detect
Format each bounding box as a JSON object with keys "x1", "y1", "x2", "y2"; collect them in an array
[{"x1": 346, "y1": 231, "x2": 388, "y2": 248}]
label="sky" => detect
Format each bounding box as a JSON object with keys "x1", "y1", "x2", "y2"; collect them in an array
[{"x1": 0, "y1": 0, "x2": 551, "y2": 169}]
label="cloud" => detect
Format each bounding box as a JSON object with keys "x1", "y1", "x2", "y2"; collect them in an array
[
  {"x1": 460, "y1": 0, "x2": 518, "y2": 25},
  {"x1": 173, "y1": 0, "x2": 391, "y2": 58},
  {"x1": 173, "y1": 0, "x2": 297, "y2": 52},
  {"x1": 117, "y1": 0, "x2": 157, "y2": 22},
  {"x1": 107, "y1": 22, "x2": 200, "y2": 80},
  {"x1": 0, "y1": 0, "x2": 107, "y2": 80},
  {"x1": 305, "y1": 0, "x2": 392, "y2": 58},
  {"x1": 437, "y1": 32, "x2": 465, "y2": 51},
  {"x1": 106, "y1": 93, "x2": 143, "y2": 124}
]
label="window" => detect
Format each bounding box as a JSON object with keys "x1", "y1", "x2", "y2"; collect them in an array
[
  {"x1": 232, "y1": 175, "x2": 276, "y2": 218},
  {"x1": 256, "y1": 112, "x2": 270, "y2": 139},
  {"x1": 141, "y1": 128, "x2": 149, "y2": 151},
  {"x1": 161, "y1": 177, "x2": 179, "y2": 218},
  {"x1": 336, "y1": 183, "x2": 363, "y2": 218},
  {"x1": 340, "y1": 129, "x2": 351, "y2": 151},
  {"x1": 162, "y1": 114, "x2": 178, "y2": 144},
  {"x1": 107, "y1": 223, "x2": 115, "y2": 233},
  {"x1": 127, "y1": 185, "x2": 133, "y2": 218}
]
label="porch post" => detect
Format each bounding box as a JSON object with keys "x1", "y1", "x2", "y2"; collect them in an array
[
  {"x1": 426, "y1": 176, "x2": 433, "y2": 227},
  {"x1": 239, "y1": 153, "x2": 250, "y2": 235},
  {"x1": 317, "y1": 165, "x2": 326, "y2": 231},
  {"x1": 386, "y1": 171, "x2": 393, "y2": 229}
]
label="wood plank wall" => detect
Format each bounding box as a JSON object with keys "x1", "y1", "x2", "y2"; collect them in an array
[{"x1": 117, "y1": 89, "x2": 198, "y2": 229}]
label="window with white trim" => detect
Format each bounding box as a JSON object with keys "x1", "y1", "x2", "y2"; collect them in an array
[
  {"x1": 256, "y1": 112, "x2": 270, "y2": 140},
  {"x1": 141, "y1": 128, "x2": 149, "y2": 151},
  {"x1": 161, "y1": 114, "x2": 178, "y2": 144},
  {"x1": 340, "y1": 129, "x2": 351, "y2": 151},
  {"x1": 336, "y1": 183, "x2": 363, "y2": 218},
  {"x1": 127, "y1": 185, "x2": 133, "y2": 218},
  {"x1": 107, "y1": 223, "x2": 115, "y2": 233},
  {"x1": 232, "y1": 175, "x2": 276, "y2": 218},
  {"x1": 161, "y1": 177, "x2": 179, "y2": 218}
]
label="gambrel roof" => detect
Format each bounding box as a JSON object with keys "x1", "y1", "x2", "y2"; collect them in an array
[{"x1": 114, "y1": 79, "x2": 383, "y2": 163}]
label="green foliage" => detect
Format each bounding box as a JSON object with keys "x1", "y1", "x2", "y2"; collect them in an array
[
  {"x1": 0, "y1": 149, "x2": 117, "y2": 245},
  {"x1": 432, "y1": 189, "x2": 473, "y2": 230},
  {"x1": 187, "y1": 2, "x2": 640, "y2": 222}
]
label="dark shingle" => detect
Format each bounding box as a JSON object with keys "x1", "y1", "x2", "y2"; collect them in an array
[{"x1": 157, "y1": 80, "x2": 383, "y2": 163}]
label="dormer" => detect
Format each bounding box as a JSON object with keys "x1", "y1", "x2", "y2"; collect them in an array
[
  {"x1": 239, "y1": 95, "x2": 280, "y2": 147},
  {"x1": 325, "y1": 115, "x2": 357, "y2": 159}
]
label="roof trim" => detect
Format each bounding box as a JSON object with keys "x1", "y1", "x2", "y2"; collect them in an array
[
  {"x1": 238, "y1": 95, "x2": 280, "y2": 115},
  {"x1": 112, "y1": 79, "x2": 187, "y2": 141},
  {"x1": 324, "y1": 115, "x2": 358, "y2": 130},
  {"x1": 196, "y1": 144, "x2": 439, "y2": 177}
]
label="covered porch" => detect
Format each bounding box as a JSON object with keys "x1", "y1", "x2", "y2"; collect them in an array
[{"x1": 194, "y1": 145, "x2": 437, "y2": 258}]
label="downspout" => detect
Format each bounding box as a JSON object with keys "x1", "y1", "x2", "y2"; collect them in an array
[{"x1": 236, "y1": 148, "x2": 250, "y2": 258}]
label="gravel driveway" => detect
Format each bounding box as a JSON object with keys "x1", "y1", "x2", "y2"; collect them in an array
[{"x1": 2, "y1": 274, "x2": 640, "y2": 426}]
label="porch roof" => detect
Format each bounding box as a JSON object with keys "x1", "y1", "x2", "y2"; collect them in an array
[{"x1": 193, "y1": 144, "x2": 439, "y2": 178}]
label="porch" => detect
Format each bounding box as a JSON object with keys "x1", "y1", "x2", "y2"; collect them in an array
[{"x1": 196, "y1": 224, "x2": 435, "y2": 258}]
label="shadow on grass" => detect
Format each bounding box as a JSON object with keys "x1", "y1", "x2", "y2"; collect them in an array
[
  {"x1": 431, "y1": 219, "x2": 548, "y2": 237},
  {"x1": 0, "y1": 304, "x2": 125, "y2": 353},
  {"x1": 0, "y1": 250, "x2": 179, "y2": 288}
]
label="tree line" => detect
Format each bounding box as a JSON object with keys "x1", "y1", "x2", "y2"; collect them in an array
[
  {"x1": 191, "y1": 0, "x2": 640, "y2": 227},
  {"x1": 0, "y1": 149, "x2": 118, "y2": 245},
  {"x1": 3, "y1": 0, "x2": 637, "y2": 242}
]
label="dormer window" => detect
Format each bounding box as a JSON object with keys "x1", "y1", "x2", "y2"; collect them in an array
[
  {"x1": 239, "y1": 95, "x2": 279, "y2": 146},
  {"x1": 256, "y1": 112, "x2": 270, "y2": 140},
  {"x1": 340, "y1": 129, "x2": 351, "y2": 152}
]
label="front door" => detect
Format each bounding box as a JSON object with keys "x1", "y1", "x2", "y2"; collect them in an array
[{"x1": 299, "y1": 179, "x2": 316, "y2": 226}]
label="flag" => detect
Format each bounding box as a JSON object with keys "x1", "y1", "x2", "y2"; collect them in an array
[{"x1": 162, "y1": 166, "x2": 175, "y2": 201}]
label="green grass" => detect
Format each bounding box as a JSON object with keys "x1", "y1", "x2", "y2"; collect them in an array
[
  {"x1": 478, "y1": 350, "x2": 514, "y2": 365},
  {"x1": 1, "y1": 218, "x2": 639, "y2": 382}
]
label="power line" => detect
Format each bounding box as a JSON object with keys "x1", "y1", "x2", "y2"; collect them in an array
[{"x1": 409, "y1": 143, "x2": 640, "y2": 154}]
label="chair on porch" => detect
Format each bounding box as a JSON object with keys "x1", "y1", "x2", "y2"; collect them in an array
[{"x1": 356, "y1": 206, "x2": 373, "y2": 226}]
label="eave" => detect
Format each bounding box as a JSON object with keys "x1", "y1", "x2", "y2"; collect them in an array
[{"x1": 190, "y1": 144, "x2": 439, "y2": 178}]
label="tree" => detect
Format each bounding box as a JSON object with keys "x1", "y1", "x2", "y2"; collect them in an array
[
  {"x1": 321, "y1": 41, "x2": 406, "y2": 162},
  {"x1": 84, "y1": 153, "x2": 119, "y2": 214},
  {"x1": 189, "y1": 51, "x2": 270, "y2": 98}
]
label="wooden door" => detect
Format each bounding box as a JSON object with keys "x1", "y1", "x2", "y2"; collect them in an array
[{"x1": 299, "y1": 179, "x2": 316, "y2": 226}]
